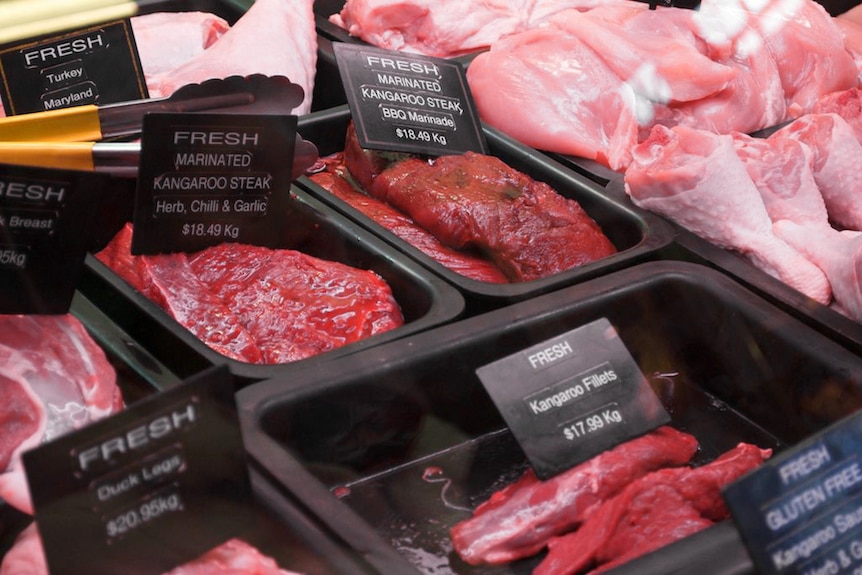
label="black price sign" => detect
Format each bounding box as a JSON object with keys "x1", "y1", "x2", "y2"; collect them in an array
[
  {"x1": 476, "y1": 317, "x2": 670, "y2": 479},
  {"x1": 334, "y1": 43, "x2": 487, "y2": 156},
  {"x1": 132, "y1": 112, "x2": 297, "y2": 255},
  {"x1": 725, "y1": 411, "x2": 862, "y2": 575},
  {"x1": 0, "y1": 163, "x2": 105, "y2": 314},
  {"x1": 23, "y1": 365, "x2": 252, "y2": 575},
  {"x1": 0, "y1": 20, "x2": 147, "y2": 115}
]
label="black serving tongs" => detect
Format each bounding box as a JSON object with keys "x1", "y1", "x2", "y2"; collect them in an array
[{"x1": 0, "y1": 74, "x2": 320, "y2": 179}]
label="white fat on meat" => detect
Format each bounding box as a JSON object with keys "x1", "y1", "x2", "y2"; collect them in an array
[
  {"x1": 146, "y1": 0, "x2": 317, "y2": 114},
  {"x1": 0, "y1": 315, "x2": 121, "y2": 515},
  {"x1": 772, "y1": 113, "x2": 862, "y2": 231},
  {"x1": 625, "y1": 124, "x2": 831, "y2": 305}
]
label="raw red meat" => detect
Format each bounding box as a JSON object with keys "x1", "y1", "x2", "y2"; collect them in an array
[
  {"x1": 0, "y1": 315, "x2": 122, "y2": 514},
  {"x1": 95, "y1": 224, "x2": 403, "y2": 365},
  {"x1": 625, "y1": 123, "x2": 832, "y2": 305},
  {"x1": 449, "y1": 426, "x2": 698, "y2": 566},
  {"x1": 146, "y1": 0, "x2": 317, "y2": 114},
  {"x1": 534, "y1": 442, "x2": 771, "y2": 575},
  {"x1": 0, "y1": 525, "x2": 298, "y2": 575},
  {"x1": 367, "y1": 151, "x2": 617, "y2": 282},
  {"x1": 309, "y1": 162, "x2": 509, "y2": 283}
]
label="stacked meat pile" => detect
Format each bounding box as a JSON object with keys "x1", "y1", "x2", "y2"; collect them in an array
[
  {"x1": 308, "y1": 124, "x2": 617, "y2": 284},
  {"x1": 625, "y1": 86, "x2": 862, "y2": 320},
  {"x1": 95, "y1": 224, "x2": 404, "y2": 365},
  {"x1": 450, "y1": 426, "x2": 771, "y2": 575}
]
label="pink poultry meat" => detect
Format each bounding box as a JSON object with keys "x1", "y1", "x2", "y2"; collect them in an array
[
  {"x1": 731, "y1": 132, "x2": 832, "y2": 233},
  {"x1": 772, "y1": 113, "x2": 862, "y2": 231},
  {"x1": 0, "y1": 314, "x2": 122, "y2": 515},
  {"x1": 146, "y1": 0, "x2": 317, "y2": 114},
  {"x1": 329, "y1": 0, "x2": 631, "y2": 58},
  {"x1": 775, "y1": 220, "x2": 862, "y2": 322},
  {"x1": 625, "y1": 123, "x2": 831, "y2": 305},
  {"x1": 466, "y1": 9, "x2": 640, "y2": 170}
]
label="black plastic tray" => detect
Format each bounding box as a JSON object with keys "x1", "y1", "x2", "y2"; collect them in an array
[
  {"x1": 78, "y1": 182, "x2": 465, "y2": 385},
  {"x1": 295, "y1": 106, "x2": 677, "y2": 313},
  {"x1": 238, "y1": 260, "x2": 862, "y2": 575}
]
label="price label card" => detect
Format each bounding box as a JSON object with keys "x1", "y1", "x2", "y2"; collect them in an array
[
  {"x1": 0, "y1": 164, "x2": 106, "y2": 313},
  {"x1": 334, "y1": 43, "x2": 487, "y2": 156},
  {"x1": 132, "y1": 112, "x2": 297, "y2": 255},
  {"x1": 476, "y1": 317, "x2": 670, "y2": 479},
  {"x1": 724, "y1": 411, "x2": 862, "y2": 575},
  {"x1": 0, "y1": 20, "x2": 147, "y2": 115},
  {"x1": 23, "y1": 366, "x2": 252, "y2": 575}
]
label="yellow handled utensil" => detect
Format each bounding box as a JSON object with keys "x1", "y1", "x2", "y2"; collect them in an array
[
  {"x1": 0, "y1": 136, "x2": 320, "y2": 180},
  {"x1": 0, "y1": 74, "x2": 306, "y2": 142}
]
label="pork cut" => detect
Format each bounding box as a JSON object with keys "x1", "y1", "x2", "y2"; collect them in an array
[
  {"x1": 533, "y1": 442, "x2": 771, "y2": 575},
  {"x1": 0, "y1": 525, "x2": 299, "y2": 575},
  {"x1": 366, "y1": 151, "x2": 617, "y2": 282},
  {"x1": 449, "y1": 426, "x2": 698, "y2": 566},
  {"x1": 624, "y1": 123, "x2": 832, "y2": 305},
  {"x1": 0, "y1": 314, "x2": 122, "y2": 515},
  {"x1": 146, "y1": 0, "x2": 317, "y2": 114},
  {"x1": 309, "y1": 161, "x2": 509, "y2": 283},
  {"x1": 96, "y1": 223, "x2": 403, "y2": 365}
]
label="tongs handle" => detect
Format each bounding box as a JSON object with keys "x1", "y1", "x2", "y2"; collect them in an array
[
  {"x1": 0, "y1": 105, "x2": 103, "y2": 142},
  {"x1": 0, "y1": 141, "x2": 96, "y2": 171}
]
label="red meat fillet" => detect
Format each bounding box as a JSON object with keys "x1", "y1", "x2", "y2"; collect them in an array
[
  {"x1": 309, "y1": 159, "x2": 509, "y2": 283},
  {"x1": 534, "y1": 442, "x2": 772, "y2": 575},
  {"x1": 0, "y1": 314, "x2": 122, "y2": 514},
  {"x1": 449, "y1": 426, "x2": 699, "y2": 566},
  {"x1": 366, "y1": 152, "x2": 617, "y2": 282},
  {"x1": 96, "y1": 223, "x2": 403, "y2": 365}
]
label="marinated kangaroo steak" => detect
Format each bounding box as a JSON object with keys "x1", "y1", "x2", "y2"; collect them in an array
[
  {"x1": 309, "y1": 161, "x2": 509, "y2": 283},
  {"x1": 449, "y1": 426, "x2": 698, "y2": 565},
  {"x1": 534, "y1": 442, "x2": 772, "y2": 575},
  {"x1": 96, "y1": 223, "x2": 403, "y2": 365}
]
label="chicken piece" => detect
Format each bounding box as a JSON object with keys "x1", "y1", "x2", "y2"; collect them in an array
[
  {"x1": 466, "y1": 9, "x2": 640, "y2": 170},
  {"x1": 772, "y1": 113, "x2": 862, "y2": 231},
  {"x1": 625, "y1": 124, "x2": 831, "y2": 304},
  {"x1": 775, "y1": 220, "x2": 862, "y2": 321}
]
